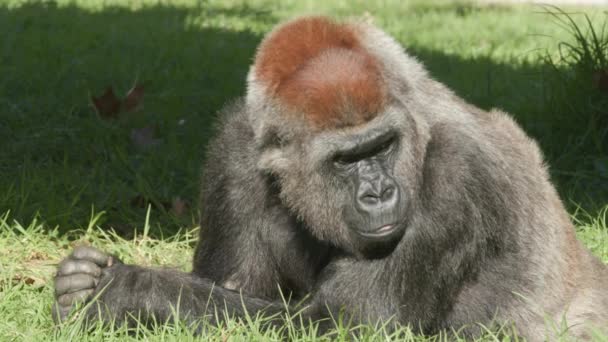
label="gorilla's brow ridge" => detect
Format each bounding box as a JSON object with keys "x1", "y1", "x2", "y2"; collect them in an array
[{"x1": 334, "y1": 129, "x2": 397, "y2": 158}]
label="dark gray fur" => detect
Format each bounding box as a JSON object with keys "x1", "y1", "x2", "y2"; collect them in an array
[{"x1": 53, "y1": 19, "x2": 608, "y2": 341}]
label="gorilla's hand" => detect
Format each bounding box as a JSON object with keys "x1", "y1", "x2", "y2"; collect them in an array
[{"x1": 52, "y1": 246, "x2": 119, "y2": 323}]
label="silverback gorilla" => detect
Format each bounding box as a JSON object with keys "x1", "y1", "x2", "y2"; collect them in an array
[{"x1": 53, "y1": 16, "x2": 608, "y2": 340}]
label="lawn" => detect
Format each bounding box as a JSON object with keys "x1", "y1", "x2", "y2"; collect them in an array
[{"x1": 0, "y1": 0, "x2": 607, "y2": 340}]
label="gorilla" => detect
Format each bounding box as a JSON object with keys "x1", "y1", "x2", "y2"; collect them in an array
[{"x1": 53, "y1": 16, "x2": 608, "y2": 340}]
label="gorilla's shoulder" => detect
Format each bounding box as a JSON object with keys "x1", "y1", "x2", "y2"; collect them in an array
[
  {"x1": 205, "y1": 98, "x2": 255, "y2": 155},
  {"x1": 201, "y1": 98, "x2": 260, "y2": 183},
  {"x1": 481, "y1": 109, "x2": 546, "y2": 168},
  {"x1": 214, "y1": 98, "x2": 252, "y2": 136}
]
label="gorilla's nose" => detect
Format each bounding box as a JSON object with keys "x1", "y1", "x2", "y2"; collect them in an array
[{"x1": 355, "y1": 177, "x2": 399, "y2": 214}]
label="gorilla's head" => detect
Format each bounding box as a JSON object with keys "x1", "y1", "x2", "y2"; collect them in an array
[
  {"x1": 246, "y1": 16, "x2": 431, "y2": 258},
  {"x1": 256, "y1": 103, "x2": 427, "y2": 258}
]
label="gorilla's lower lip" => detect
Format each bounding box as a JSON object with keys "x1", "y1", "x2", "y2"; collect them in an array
[{"x1": 358, "y1": 224, "x2": 397, "y2": 238}]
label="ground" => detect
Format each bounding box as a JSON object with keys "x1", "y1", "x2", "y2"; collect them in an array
[{"x1": 0, "y1": 0, "x2": 607, "y2": 340}]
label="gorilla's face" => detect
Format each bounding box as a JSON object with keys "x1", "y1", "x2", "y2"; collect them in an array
[
  {"x1": 331, "y1": 128, "x2": 407, "y2": 256},
  {"x1": 262, "y1": 106, "x2": 425, "y2": 258}
]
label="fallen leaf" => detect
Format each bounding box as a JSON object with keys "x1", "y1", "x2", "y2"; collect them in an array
[
  {"x1": 129, "y1": 194, "x2": 171, "y2": 211},
  {"x1": 123, "y1": 83, "x2": 145, "y2": 112},
  {"x1": 11, "y1": 274, "x2": 37, "y2": 286},
  {"x1": 171, "y1": 197, "x2": 190, "y2": 216},
  {"x1": 130, "y1": 125, "x2": 161, "y2": 149},
  {"x1": 593, "y1": 69, "x2": 608, "y2": 94},
  {"x1": 130, "y1": 194, "x2": 148, "y2": 208},
  {"x1": 102, "y1": 222, "x2": 135, "y2": 239},
  {"x1": 26, "y1": 251, "x2": 46, "y2": 261},
  {"x1": 91, "y1": 86, "x2": 121, "y2": 119}
]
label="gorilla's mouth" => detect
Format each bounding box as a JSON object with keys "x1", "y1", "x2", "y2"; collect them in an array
[
  {"x1": 354, "y1": 222, "x2": 406, "y2": 248},
  {"x1": 351, "y1": 221, "x2": 405, "y2": 259},
  {"x1": 357, "y1": 224, "x2": 397, "y2": 238},
  {"x1": 342, "y1": 203, "x2": 407, "y2": 248}
]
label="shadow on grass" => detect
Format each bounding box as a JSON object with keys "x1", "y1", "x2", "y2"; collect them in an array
[
  {"x1": 0, "y1": 2, "x2": 605, "y2": 235},
  {"x1": 0, "y1": 1, "x2": 270, "y2": 235}
]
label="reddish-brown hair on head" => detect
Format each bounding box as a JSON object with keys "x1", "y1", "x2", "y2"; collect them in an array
[{"x1": 254, "y1": 16, "x2": 386, "y2": 129}]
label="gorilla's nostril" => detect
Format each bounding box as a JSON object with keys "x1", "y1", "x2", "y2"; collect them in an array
[
  {"x1": 380, "y1": 186, "x2": 396, "y2": 202},
  {"x1": 361, "y1": 194, "x2": 379, "y2": 205},
  {"x1": 383, "y1": 187, "x2": 393, "y2": 198}
]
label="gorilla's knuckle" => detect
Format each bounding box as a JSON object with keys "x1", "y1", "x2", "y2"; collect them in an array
[
  {"x1": 51, "y1": 302, "x2": 72, "y2": 324},
  {"x1": 56, "y1": 289, "x2": 94, "y2": 306},
  {"x1": 57, "y1": 259, "x2": 101, "y2": 277},
  {"x1": 54, "y1": 273, "x2": 98, "y2": 296},
  {"x1": 71, "y1": 246, "x2": 109, "y2": 267}
]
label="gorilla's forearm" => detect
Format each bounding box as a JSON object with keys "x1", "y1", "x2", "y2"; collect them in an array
[
  {"x1": 303, "y1": 260, "x2": 405, "y2": 330},
  {"x1": 86, "y1": 264, "x2": 284, "y2": 327},
  {"x1": 89, "y1": 263, "x2": 373, "y2": 331}
]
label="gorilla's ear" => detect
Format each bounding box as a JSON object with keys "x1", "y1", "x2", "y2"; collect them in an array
[{"x1": 258, "y1": 148, "x2": 291, "y2": 174}]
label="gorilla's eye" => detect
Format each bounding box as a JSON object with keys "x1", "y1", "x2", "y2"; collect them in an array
[
  {"x1": 333, "y1": 135, "x2": 396, "y2": 168},
  {"x1": 333, "y1": 153, "x2": 360, "y2": 168},
  {"x1": 375, "y1": 138, "x2": 394, "y2": 155}
]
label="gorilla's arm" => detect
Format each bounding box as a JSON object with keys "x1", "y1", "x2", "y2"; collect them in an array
[
  {"x1": 304, "y1": 259, "x2": 403, "y2": 328},
  {"x1": 53, "y1": 246, "x2": 284, "y2": 327},
  {"x1": 53, "y1": 114, "x2": 331, "y2": 328},
  {"x1": 193, "y1": 103, "x2": 330, "y2": 298},
  {"x1": 53, "y1": 106, "x2": 330, "y2": 326}
]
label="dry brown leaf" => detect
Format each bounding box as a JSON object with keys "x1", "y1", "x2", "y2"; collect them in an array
[
  {"x1": 593, "y1": 69, "x2": 608, "y2": 94},
  {"x1": 123, "y1": 84, "x2": 145, "y2": 112},
  {"x1": 26, "y1": 251, "x2": 46, "y2": 261},
  {"x1": 11, "y1": 274, "x2": 37, "y2": 286},
  {"x1": 91, "y1": 86, "x2": 122, "y2": 119},
  {"x1": 90, "y1": 82, "x2": 145, "y2": 118},
  {"x1": 171, "y1": 197, "x2": 190, "y2": 216},
  {"x1": 130, "y1": 194, "x2": 171, "y2": 211},
  {"x1": 130, "y1": 194, "x2": 149, "y2": 209}
]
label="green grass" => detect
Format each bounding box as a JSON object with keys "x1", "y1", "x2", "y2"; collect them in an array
[
  {"x1": 1, "y1": 208, "x2": 606, "y2": 341},
  {"x1": 0, "y1": 0, "x2": 607, "y2": 340}
]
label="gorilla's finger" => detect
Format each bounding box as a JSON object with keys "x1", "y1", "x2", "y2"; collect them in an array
[
  {"x1": 57, "y1": 259, "x2": 101, "y2": 277},
  {"x1": 55, "y1": 274, "x2": 98, "y2": 296},
  {"x1": 52, "y1": 302, "x2": 72, "y2": 324},
  {"x1": 56, "y1": 289, "x2": 94, "y2": 307},
  {"x1": 71, "y1": 246, "x2": 110, "y2": 266}
]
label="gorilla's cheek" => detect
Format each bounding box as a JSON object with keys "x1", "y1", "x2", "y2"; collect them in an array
[{"x1": 280, "y1": 172, "x2": 350, "y2": 245}]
